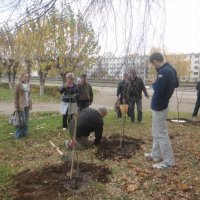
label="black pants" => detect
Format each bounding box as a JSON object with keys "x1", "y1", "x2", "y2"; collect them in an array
[
  {"x1": 63, "y1": 112, "x2": 73, "y2": 128},
  {"x1": 78, "y1": 100, "x2": 90, "y2": 112},
  {"x1": 192, "y1": 95, "x2": 200, "y2": 116},
  {"x1": 129, "y1": 97, "x2": 142, "y2": 122}
]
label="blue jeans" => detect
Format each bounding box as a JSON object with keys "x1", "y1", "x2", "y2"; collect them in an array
[
  {"x1": 129, "y1": 97, "x2": 142, "y2": 122},
  {"x1": 15, "y1": 107, "x2": 30, "y2": 139}
]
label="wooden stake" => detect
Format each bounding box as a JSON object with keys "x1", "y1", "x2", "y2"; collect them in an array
[
  {"x1": 69, "y1": 107, "x2": 78, "y2": 179},
  {"x1": 76, "y1": 152, "x2": 79, "y2": 176},
  {"x1": 120, "y1": 106, "x2": 127, "y2": 148}
]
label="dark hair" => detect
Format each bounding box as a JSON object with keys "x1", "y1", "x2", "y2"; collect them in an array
[
  {"x1": 81, "y1": 74, "x2": 87, "y2": 78},
  {"x1": 149, "y1": 52, "x2": 164, "y2": 63}
]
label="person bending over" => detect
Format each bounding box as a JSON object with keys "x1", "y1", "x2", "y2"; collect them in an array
[{"x1": 65, "y1": 107, "x2": 107, "y2": 149}]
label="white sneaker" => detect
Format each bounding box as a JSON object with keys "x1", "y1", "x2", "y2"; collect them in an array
[
  {"x1": 63, "y1": 128, "x2": 67, "y2": 131},
  {"x1": 152, "y1": 162, "x2": 173, "y2": 169},
  {"x1": 144, "y1": 153, "x2": 161, "y2": 162}
]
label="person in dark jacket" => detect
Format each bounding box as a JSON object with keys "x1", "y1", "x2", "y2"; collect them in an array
[
  {"x1": 60, "y1": 73, "x2": 79, "y2": 130},
  {"x1": 65, "y1": 107, "x2": 107, "y2": 149},
  {"x1": 116, "y1": 73, "x2": 129, "y2": 118},
  {"x1": 192, "y1": 81, "x2": 200, "y2": 117},
  {"x1": 145, "y1": 52, "x2": 179, "y2": 170},
  {"x1": 127, "y1": 69, "x2": 149, "y2": 123},
  {"x1": 78, "y1": 74, "x2": 93, "y2": 112}
]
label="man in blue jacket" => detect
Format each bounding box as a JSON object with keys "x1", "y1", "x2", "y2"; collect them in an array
[{"x1": 145, "y1": 52, "x2": 179, "y2": 169}]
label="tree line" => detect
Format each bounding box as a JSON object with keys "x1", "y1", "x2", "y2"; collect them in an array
[{"x1": 0, "y1": 5, "x2": 100, "y2": 95}]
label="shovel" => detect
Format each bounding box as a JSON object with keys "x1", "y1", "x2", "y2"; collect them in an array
[{"x1": 49, "y1": 140, "x2": 71, "y2": 162}]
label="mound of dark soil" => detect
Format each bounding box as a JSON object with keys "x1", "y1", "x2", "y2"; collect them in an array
[
  {"x1": 12, "y1": 162, "x2": 112, "y2": 200},
  {"x1": 96, "y1": 135, "x2": 144, "y2": 160}
]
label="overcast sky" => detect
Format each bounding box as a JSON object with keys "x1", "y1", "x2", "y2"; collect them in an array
[
  {"x1": 94, "y1": 0, "x2": 200, "y2": 55},
  {"x1": 164, "y1": 0, "x2": 200, "y2": 54}
]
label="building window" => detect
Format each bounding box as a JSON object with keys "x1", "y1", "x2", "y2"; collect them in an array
[
  {"x1": 194, "y1": 72, "x2": 199, "y2": 75},
  {"x1": 194, "y1": 66, "x2": 199, "y2": 70}
]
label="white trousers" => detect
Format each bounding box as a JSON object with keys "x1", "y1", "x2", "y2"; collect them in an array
[{"x1": 151, "y1": 108, "x2": 175, "y2": 166}]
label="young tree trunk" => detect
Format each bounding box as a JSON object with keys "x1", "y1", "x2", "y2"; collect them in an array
[
  {"x1": 7, "y1": 71, "x2": 13, "y2": 90},
  {"x1": 26, "y1": 60, "x2": 32, "y2": 83},
  {"x1": 12, "y1": 71, "x2": 17, "y2": 83},
  {"x1": 40, "y1": 83, "x2": 45, "y2": 96},
  {"x1": 0, "y1": 73, "x2": 2, "y2": 82},
  {"x1": 39, "y1": 71, "x2": 45, "y2": 96},
  {"x1": 38, "y1": 70, "x2": 48, "y2": 96}
]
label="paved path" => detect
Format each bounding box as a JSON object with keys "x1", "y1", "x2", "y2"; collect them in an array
[{"x1": 0, "y1": 86, "x2": 197, "y2": 115}]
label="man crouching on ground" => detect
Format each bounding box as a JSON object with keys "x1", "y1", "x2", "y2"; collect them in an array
[{"x1": 65, "y1": 106, "x2": 107, "y2": 149}]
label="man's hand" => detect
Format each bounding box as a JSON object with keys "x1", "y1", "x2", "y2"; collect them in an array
[{"x1": 69, "y1": 139, "x2": 77, "y2": 148}]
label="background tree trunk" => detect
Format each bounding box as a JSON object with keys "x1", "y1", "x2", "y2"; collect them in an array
[
  {"x1": 7, "y1": 71, "x2": 13, "y2": 90},
  {"x1": 40, "y1": 84, "x2": 45, "y2": 96}
]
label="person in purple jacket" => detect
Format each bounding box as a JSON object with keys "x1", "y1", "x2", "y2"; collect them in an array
[{"x1": 145, "y1": 52, "x2": 179, "y2": 169}]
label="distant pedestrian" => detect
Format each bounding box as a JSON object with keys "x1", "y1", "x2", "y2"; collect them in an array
[
  {"x1": 127, "y1": 69, "x2": 149, "y2": 123},
  {"x1": 14, "y1": 73, "x2": 32, "y2": 139},
  {"x1": 78, "y1": 74, "x2": 93, "y2": 112},
  {"x1": 60, "y1": 73, "x2": 79, "y2": 130},
  {"x1": 192, "y1": 81, "x2": 200, "y2": 117},
  {"x1": 145, "y1": 52, "x2": 179, "y2": 169},
  {"x1": 116, "y1": 73, "x2": 129, "y2": 118}
]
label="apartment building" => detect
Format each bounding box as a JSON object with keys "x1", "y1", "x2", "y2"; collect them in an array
[
  {"x1": 87, "y1": 53, "x2": 149, "y2": 80},
  {"x1": 185, "y1": 53, "x2": 200, "y2": 82},
  {"x1": 87, "y1": 53, "x2": 200, "y2": 82}
]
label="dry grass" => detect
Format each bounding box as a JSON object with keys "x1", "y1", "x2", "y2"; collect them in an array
[{"x1": 0, "y1": 110, "x2": 200, "y2": 199}]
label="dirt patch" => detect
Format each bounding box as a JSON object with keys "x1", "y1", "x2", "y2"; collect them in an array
[
  {"x1": 96, "y1": 135, "x2": 144, "y2": 160},
  {"x1": 12, "y1": 162, "x2": 112, "y2": 200},
  {"x1": 167, "y1": 118, "x2": 200, "y2": 126}
]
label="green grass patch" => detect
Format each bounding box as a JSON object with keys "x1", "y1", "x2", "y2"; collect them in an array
[
  {"x1": 0, "y1": 164, "x2": 15, "y2": 200},
  {"x1": 0, "y1": 87, "x2": 60, "y2": 103}
]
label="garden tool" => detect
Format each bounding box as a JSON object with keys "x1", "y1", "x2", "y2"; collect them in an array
[
  {"x1": 119, "y1": 104, "x2": 129, "y2": 148},
  {"x1": 69, "y1": 107, "x2": 79, "y2": 179},
  {"x1": 49, "y1": 140, "x2": 70, "y2": 162}
]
